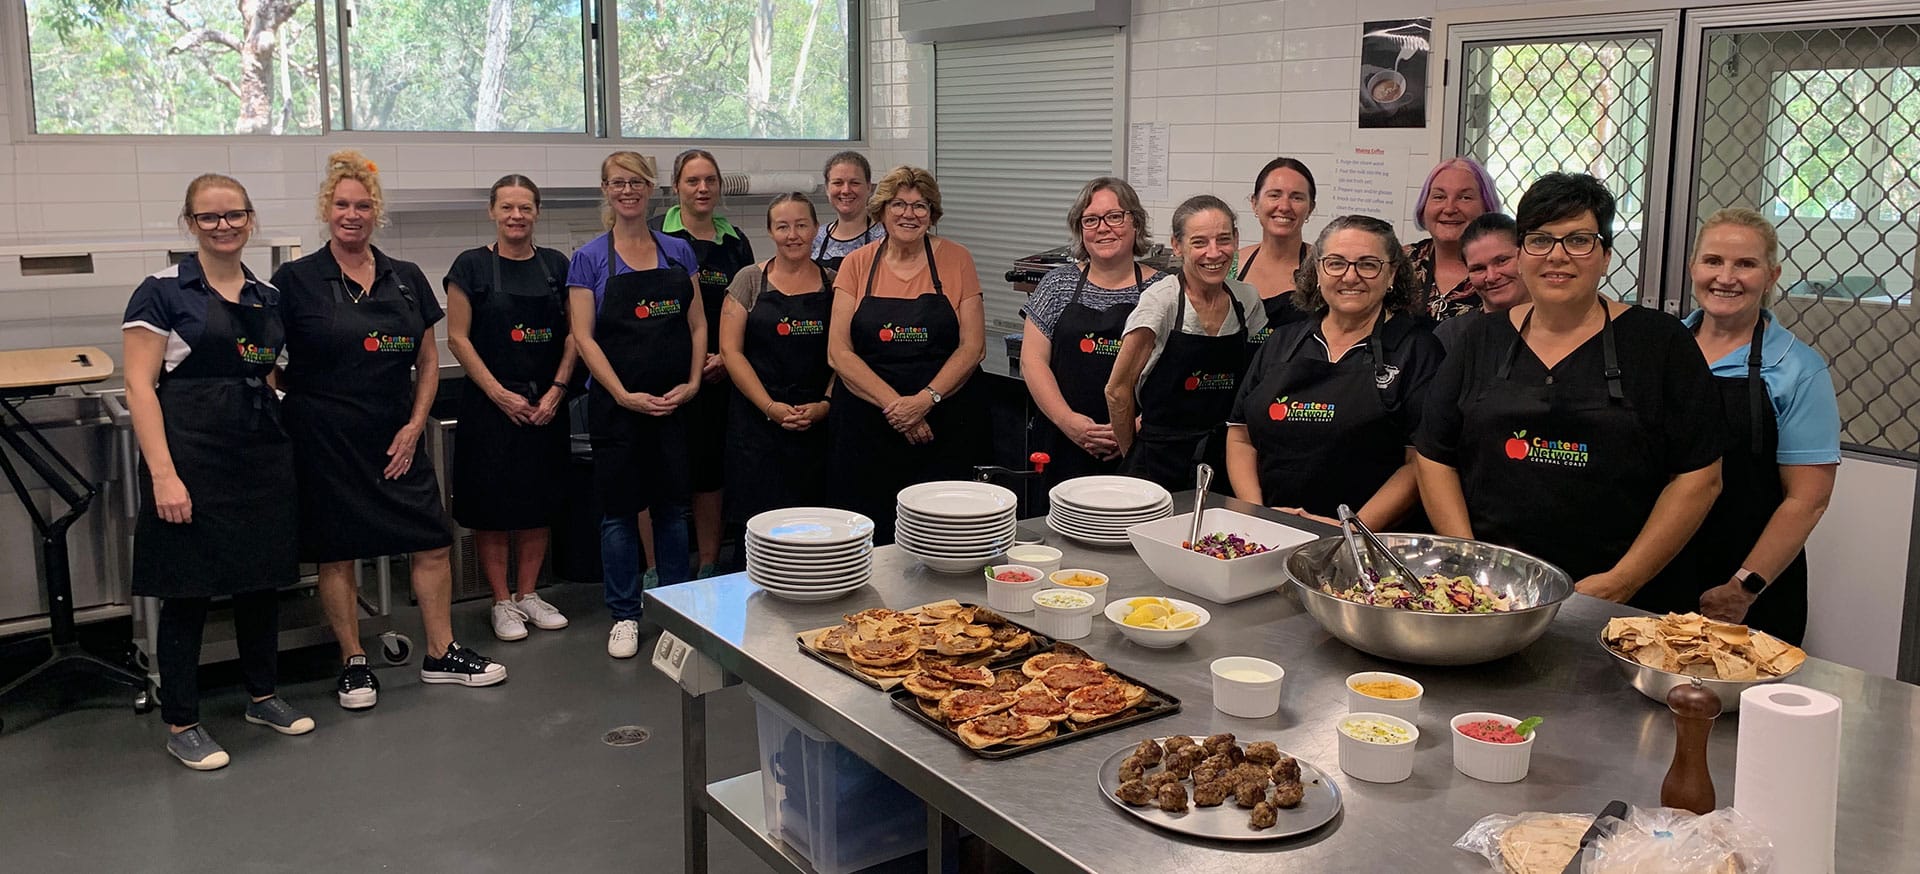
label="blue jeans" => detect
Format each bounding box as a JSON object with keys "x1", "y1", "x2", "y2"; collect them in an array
[{"x1": 601, "y1": 506, "x2": 690, "y2": 621}]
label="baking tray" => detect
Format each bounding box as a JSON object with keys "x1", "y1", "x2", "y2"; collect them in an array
[
  {"x1": 888, "y1": 659, "x2": 1181, "y2": 759},
  {"x1": 1096, "y1": 736, "x2": 1341, "y2": 841},
  {"x1": 794, "y1": 601, "x2": 1054, "y2": 691}
]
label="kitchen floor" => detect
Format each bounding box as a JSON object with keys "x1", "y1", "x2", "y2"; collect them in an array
[{"x1": 0, "y1": 583, "x2": 782, "y2": 874}]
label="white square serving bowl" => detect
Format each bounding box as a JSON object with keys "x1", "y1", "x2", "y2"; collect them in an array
[{"x1": 1125, "y1": 508, "x2": 1318, "y2": 603}]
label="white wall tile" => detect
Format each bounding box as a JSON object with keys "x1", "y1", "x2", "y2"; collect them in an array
[
  {"x1": 1219, "y1": 94, "x2": 1284, "y2": 124},
  {"x1": 1219, "y1": 1, "x2": 1285, "y2": 33},
  {"x1": 1282, "y1": 25, "x2": 1359, "y2": 61},
  {"x1": 1219, "y1": 32, "x2": 1285, "y2": 65},
  {"x1": 471, "y1": 146, "x2": 550, "y2": 176},
  {"x1": 1285, "y1": 0, "x2": 1361, "y2": 29},
  {"x1": 134, "y1": 145, "x2": 232, "y2": 173},
  {"x1": 1159, "y1": 8, "x2": 1220, "y2": 39}
]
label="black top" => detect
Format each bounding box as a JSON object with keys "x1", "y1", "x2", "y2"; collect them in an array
[
  {"x1": 443, "y1": 246, "x2": 570, "y2": 300},
  {"x1": 653, "y1": 217, "x2": 757, "y2": 350},
  {"x1": 1230, "y1": 314, "x2": 1443, "y2": 432},
  {"x1": 271, "y1": 244, "x2": 442, "y2": 384},
  {"x1": 1415, "y1": 304, "x2": 1723, "y2": 474},
  {"x1": 121, "y1": 254, "x2": 277, "y2": 373}
]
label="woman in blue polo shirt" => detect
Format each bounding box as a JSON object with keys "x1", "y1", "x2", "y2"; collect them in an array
[
  {"x1": 1682, "y1": 208, "x2": 1840, "y2": 645},
  {"x1": 123, "y1": 174, "x2": 309, "y2": 769}
]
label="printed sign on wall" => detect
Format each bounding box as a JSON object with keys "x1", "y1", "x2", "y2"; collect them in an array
[{"x1": 1359, "y1": 18, "x2": 1432, "y2": 129}]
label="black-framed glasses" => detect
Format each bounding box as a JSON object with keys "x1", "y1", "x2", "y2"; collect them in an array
[
  {"x1": 605, "y1": 179, "x2": 652, "y2": 192},
  {"x1": 1521, "y1": 231, "x2": 1603, "y2": 257},
  {"x1": 1318, "y1": 256, "x2": 1386, "y2": 279},
  {"x1": 1078, "y1": 210, "x2": 1132, "y2": 231},
  {"x1": 886, "y1": 199, "x2": 931, "y2": 216},
  {"x1": 190, "y1": 210, "x2": 253, "y2": 230}
]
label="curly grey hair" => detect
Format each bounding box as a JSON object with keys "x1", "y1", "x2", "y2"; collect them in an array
[{"x1": 1291, "y1": 215, "x2": 1418, "y2": 314}]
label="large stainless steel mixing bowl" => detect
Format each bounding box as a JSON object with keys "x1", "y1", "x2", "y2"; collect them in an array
[{"x1": 1285, "y1": 534, "x2": 1575, "y2": 666}]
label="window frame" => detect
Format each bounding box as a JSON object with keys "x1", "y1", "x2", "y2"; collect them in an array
[{"x1": 1762, "y1": 65, "x2": 1919, "y2": 231}]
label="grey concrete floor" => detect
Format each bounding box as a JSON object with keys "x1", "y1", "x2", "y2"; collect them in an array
[{"x1": 0, "y1": 583, "x2": 780, "y2": 874}]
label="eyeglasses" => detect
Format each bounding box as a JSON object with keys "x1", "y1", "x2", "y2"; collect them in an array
[
  {"x1": 605, "y1": 179, "x2": 652, "y2": 192},
  {"x1": 190, "y1": 210, "x2": 253, "y2": 230},
  {"x1": 886, "y1": 199, "x2": 931, "y2": 216},
  {"x1": 1318, "y1": 256, "x2": 1386, "y2": 279},
  {"x1": 1078, "y1": 210, "x2": 1132, "y2": 231},
  {"x1": 1521, "y1": 231, "x2": 1603, "y2": 257}
]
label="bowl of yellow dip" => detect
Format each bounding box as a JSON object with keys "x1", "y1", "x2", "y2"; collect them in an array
[{"x1": 1345, "y1": 671, "x2": 1424, "y2": 721}]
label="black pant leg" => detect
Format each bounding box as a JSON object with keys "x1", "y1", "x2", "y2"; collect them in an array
[
  {"x1": 231, "y1": 589, "x2": 281, "y2": 699},
  {"x1": 157, "y1": 597, "x2": 212, "y2": 727}
]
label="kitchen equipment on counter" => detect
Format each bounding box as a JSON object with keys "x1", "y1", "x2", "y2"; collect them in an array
[
  {"x1": 1210, "y1": 656, "x2": 1285, "y2": 718},
  {"x1": 745, "y1": 507, "x2": 877, "y2": 602},
  {"x1": 1286, "y1": 534, "x2": 1574, "y2": 666},
  {"x1": 1004, "y1": 243, "x2": 1177, "y2": 294},
  {"x1": 1600, "y1": 626, "x2": 1803, "y2": 712},
  {"x1": 896, "y1": 481, "x2": 1018, "y2": 573},
  {"x1": 1047, "y1": 475, "x2": 1173, "y2": 547},
  {"x1": 1127, "y1": 507, "x2": 1316, "y2": 603},
  {"x1": 1095, "y1": 736, "x2": 1342, "y2": 840}
]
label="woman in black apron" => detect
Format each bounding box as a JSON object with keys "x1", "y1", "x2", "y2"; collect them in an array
[
  {"x1": 654, "y1": 150, "x2": 755, "y2": 578},
  {"x1": 566, "y1": 151, "x2": 706, "y2": 660},
  {"x1": 1020, "y1": 177, "x2": 1161, "y2": 503},
  {"x1": 1415, "y1": 173, "x2": 1725, "y2": 609},
  {"x1": 1235, "y1": 157, "x2": 1317, "y2": 346},
  {"x1": 1405, "y1": 157, "x2": 1500, "y2": 322},
  {"x1": 811, "y1": 151, "x2": 884, "y2": 271},
  {"x1": 721, "y1": 194, "x2": 836, "y2": 520},
  {"x1": 1682, "y1": 209, "x2": 1840, "y2": 645},
  {"x1": 444, "y1": 175, "x2": 576, "y2": 643},
  {"x1": 1226, "y1": 216, "x2": 1443, "y2": 529},
  {"x1": 826, "y1": 166, "x2": 987, "y2": 545},
  {"x1": 1106, "y1": 195, "x2": 1268, "y2": 493},
  {"x1": 274, "y1": 151, "x2": 507, "y2": 708},
  {"x1": 123, "y1": 175, "x2": 307, "y2": 769}
]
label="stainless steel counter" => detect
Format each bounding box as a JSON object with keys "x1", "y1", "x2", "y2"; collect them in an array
[{"x1": 647, "y1": 493, "x2": 1920, "y2": 873}]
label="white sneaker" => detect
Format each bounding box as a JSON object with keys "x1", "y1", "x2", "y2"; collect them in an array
[
  {"x1": 515, "y1": 593, "x2": 570, "y2": 631},
  {"x1": 491, "y1": 600, "x2": 529, "y2": 641},
  {"x1": 608, "y1": 619, "x2": 641, "y2": 659}
]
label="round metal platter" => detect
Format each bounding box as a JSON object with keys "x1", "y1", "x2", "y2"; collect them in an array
[{"x1": 1096, "y1": 736, "x2": 1342, "y2": 841}]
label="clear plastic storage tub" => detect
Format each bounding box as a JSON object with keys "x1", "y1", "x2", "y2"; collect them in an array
[{"x1": 753, "y1": 690, "x2": 927, "y2": 874}]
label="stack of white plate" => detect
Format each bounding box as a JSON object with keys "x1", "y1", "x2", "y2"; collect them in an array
[
  {"x1": 1047, "y1": 475, "x2": 1174, "y2": 547},
  {"x1": 895, "y1": 481, "x2": 1019, "y2": 573},
  {"x1": 745, "y1": 507, "x2": 875, "y2": 602}
]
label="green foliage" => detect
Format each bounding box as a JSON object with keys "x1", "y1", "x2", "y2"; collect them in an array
[
  {"x1": 618, "y1": 0, "x2": 851, "y2": 139},
  {"x1": 348, "y1": 0, "x2": 583, "y2": 132}
]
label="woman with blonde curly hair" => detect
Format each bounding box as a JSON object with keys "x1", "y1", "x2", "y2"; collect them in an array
[{"x1": 272, "y1": 150, "x2": 506, "y2": 709}]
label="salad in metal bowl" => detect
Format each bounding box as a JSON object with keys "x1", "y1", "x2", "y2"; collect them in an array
[{"x1": 1326, "y1": 573, "x2": 1513, "y2": 613}]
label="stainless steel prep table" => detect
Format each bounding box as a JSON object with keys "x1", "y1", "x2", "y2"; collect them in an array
[{"x1": 646, "y1": 494, "x2": 1920, "y2": 874}]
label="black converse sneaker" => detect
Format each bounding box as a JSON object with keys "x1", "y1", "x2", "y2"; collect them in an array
[
  {"x1": 338, "y1": 656, "x2": 379, "y2": 710},
  {"x1": 420, "y1": 641, "x2": 508, "y2": 687}
]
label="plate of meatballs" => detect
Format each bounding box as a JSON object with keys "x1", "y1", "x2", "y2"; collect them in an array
[{"x1": 1097, "y1": 733, "x2": 1342, "y2": 840}]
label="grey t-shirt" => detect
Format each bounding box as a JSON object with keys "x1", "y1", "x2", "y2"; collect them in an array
[{"x1": 726, "y1": 262, "x2": 836, "y2": 312}]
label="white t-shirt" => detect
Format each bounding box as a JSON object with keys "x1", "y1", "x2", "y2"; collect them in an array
[{"x1": 1121, "y1": 273, "x2": 1267, "y2": 388}]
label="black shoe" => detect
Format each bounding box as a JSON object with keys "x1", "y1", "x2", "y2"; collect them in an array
[
  {"x1": 338, "y1": 657, "x2": 379, "y2": 710},
  {"x1": 420, "y1": 642, "x2": 508, "y2": 687}
]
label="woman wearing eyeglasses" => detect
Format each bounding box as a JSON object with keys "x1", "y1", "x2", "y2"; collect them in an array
[
  {"x1": 826, "y1": 166, "x2": 986, "y2": 545},
  {"x1": 1235, "y1": 157, "x2": 1318, "y2": 346},
  {"x1": 1416, "y1": 173, "x2": 1725, "y2": 611},
  {"x1": 1021, "y1": 177, "x2": 1163, "y2": 495},
  {"x1": 1225, "y1": 216, "x2": 1442, "y2": 529}
]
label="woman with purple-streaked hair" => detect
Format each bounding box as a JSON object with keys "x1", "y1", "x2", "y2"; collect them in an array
[{"x1": 1404, "y1": 157, "x2": 1500, "y2": 322}]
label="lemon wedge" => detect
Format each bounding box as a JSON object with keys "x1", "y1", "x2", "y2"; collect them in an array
[
  {"x1": 1165, "y1": 611, "x2": 1201, "y2": 629},
  {"x1": 1126, "y1": 596, "x2": 1168, "y2": 609}
]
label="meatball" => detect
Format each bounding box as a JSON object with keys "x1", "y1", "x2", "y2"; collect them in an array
[
  {"x1": 1191, "y1": 762, "x2": 1224, "y2": 787},
  {"x1": 1203, "y1": 733, "x2": 1237, "y2": 757},
  {"x1": 1233, "y1": 781, "x2": 1266, "y2": 809},
  {"x1": 1144, "y1": 771, "x2": 1181, "y2": 791},
  {"x1": 1164, "y1": 749, "x2": 1200, "y2": 779},
  {"x1": 1132, "y1": 738, "x2": 1165, "y2": 766},
  {"x1": 1221, "y1": 744, "x2": 1247, "y2": 766},
  {"x1": 1270, "y1": 756, "x2": 1301, "y2": 785},
  {"x1": 1249, "y1": 801, "x2": 1279, "y2": 830},
  {"x1": 1199, "y1": 753, "x2": 1234, "y2": 776},
  {"x1": 1154, "y1": 782, "x2": 1188, "y2": 813},
  {"x1": 1270, "y1": 779, "x2": 1305, "y2": 809},
  {"x1": 1192, "y1": 780, "x2": 1231, "y2": 807},
  {"x1": 1163, "y1": 735, "x2": 1199, "y2": 755},
  {"x1": 1244, "y1": 741, "x2": 1282, "y2": 766},
  {"x1": 1115, "y1": 779, "x2": 1154, "y2": 807},
  {"x1": 1117, "y1": 755, "x2": 1147, "y2": 784},
  {"x1": 1228, "y1": 763, "x2": 1271, "y2": 788}
]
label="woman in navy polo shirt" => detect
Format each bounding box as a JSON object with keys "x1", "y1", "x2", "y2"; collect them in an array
[{"x1": 123, "y1": 174, "x2": 309, "y2": 769}]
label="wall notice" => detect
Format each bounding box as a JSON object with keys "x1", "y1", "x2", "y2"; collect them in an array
[
  {"x1": 1359, "y1": 18, "x2": 1431, "y2": 129},
  {"x1": 1329, "y1": 146, "x2": 1405, "y2": 223},
  {"x1": 1126, "y1": 122, "x2": 1170, "y2": 203}
]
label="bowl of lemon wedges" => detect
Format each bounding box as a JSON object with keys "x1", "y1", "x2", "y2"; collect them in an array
[{"x1": 1103, "y1": 596, "x2": 1210, "y2": 648}]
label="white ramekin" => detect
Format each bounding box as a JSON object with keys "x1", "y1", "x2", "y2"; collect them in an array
[
  {"x1": 1048, "y1": 568, "x2": 1110, "y2": 609},
  {"x1": 1337, "y1": 712, "x2": 1419, "y2": 783},
  {"x1": 983, "y1": 564, "x2": 1047, "y2": 613},
  {"x1": 1450, "y1": 711, "x2": 1536, "y2": 783},
  {"x1": 1210, "y1": 656, "x2": 1285, "y2": 718},
  {"x1": 1345, "y1": 671, "x2": 1425, "y2": 722},
  {"x1": 1004, "y1": 545, "x2": 1062, "y2": 574},
  {"x1": 1027, "y1": 588, "x2": 1097, "y2": 640}
]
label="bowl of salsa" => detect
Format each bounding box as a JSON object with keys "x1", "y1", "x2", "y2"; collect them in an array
[{"x1": 1450, "y1": 711, "x2": 1540, "y2": 783}]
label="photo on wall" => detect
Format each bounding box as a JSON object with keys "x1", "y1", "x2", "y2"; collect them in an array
[{"x1": 1359, "y1": 18, "x2": 1432, "y2": 129}]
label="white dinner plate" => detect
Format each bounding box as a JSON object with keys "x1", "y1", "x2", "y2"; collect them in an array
[
  {"x1": 893, "y1": 532, "x2": 1017, "y2": 553},
  {"x1": 751, "y1": 581, "x2": 870, "y2": 602},
  {"x1": 746, "y1": 507, "x2": 876, "y2": 546},
  {"x1": 745, "y1": 541, "x2": 872, "y2": 564},
  {"x1": 895, "y1": 518, "x2": 1018, "y2": 542},
  {"x1": 1047, "y1": 502, "x2": 1172, "y2": 527},
  {"x1": 904, "y1": 550, "x2": 1007, "y2": 574},
  {"x1": 1042, "y1": 511, "x2": 1138, "y2": 535},
  {"x1": 747, "y1": 559, "x2": 873, "y2": 581},
  {"x1": 1045, "y1": 514, "x2": 1134, "y2": 547},
  {"x1": 895, "y1": 481, "x2": 1018, "y2": 519},
  {"x1": 894, "y1": 533, "x2": 1012, "y2": 559},
  {"x1": 894, "y1": 505, "x2": 1018, "y2": 530},
  {"x1": 748, "y1": 567, "x2": 873, "y2": 588},
  {"x1": 1050, "y1": 475, "x2": 1172, "y2": 512}
]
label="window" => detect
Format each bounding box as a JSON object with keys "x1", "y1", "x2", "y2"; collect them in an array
[
  {"x1": 340, "y1": 0, "x2": 586, "y2": 132},
  {"x1": 616, "y1": 0, "x2": 852, "y2": 139},
  {"x1": 1765, "y1": 67, "x2": 1920, "y2": 226}
]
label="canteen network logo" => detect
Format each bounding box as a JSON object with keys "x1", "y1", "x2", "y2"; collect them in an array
[
  {"x1": 1267, "y1": 396, "x2": 1335, "y2": 423},
  {"x1": 362, "y1": 331, "x2": 416, "y2": 353},
  {"x1": 233, "y1": 337, "x2": 278, "y2": 364},
  {"x1": 1504, "y1": 430, "x2": 1589, "y2": 468},
  {"x1": 776, "y1": 317, "x2": 824, "y2": 337},
  {"x1": 877, "y1": 323, "x2": 929, "y2": 342},
  {"x1": 510, "y1": 324, "x2": 554, "y2": 343},
  {"x1": 1248, "y1": 326, "x2": 1274, "y2": 345},
  {"x1": 632, "y1": 298, "x2": 683, "y2": 319},
  {"x1": 1076, "y1": 333, "x2": 1121, "y2": 356},
  {"x1": 1181, "y1": 371, "x2": 1235, "y2": 391}
]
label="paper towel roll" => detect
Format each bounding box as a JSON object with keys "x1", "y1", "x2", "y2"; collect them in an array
[{"x1": 1733, "y1": 683, "x2": 1842, "y2": 874}]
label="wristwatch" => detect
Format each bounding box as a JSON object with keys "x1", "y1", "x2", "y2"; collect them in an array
[
  {"x1": 1735, "y1": 568, "x2": 1769, "y2": 595},
  {"x1": 925, "y1": 386, "x2": 944, "y2": 404}
]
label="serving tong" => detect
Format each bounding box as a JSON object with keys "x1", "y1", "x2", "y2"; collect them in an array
[
  {"x1": 1335, "y1": 504, "x2": 1420, "y2": 594},
  {"x1": 1186, "y1": 464, "x2": 1214, "y2": 548}
]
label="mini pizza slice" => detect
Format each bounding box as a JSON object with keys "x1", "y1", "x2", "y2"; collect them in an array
[
  {"x1": 991, "y1": 669, "x2": 1029, "y2": 693},
  {"x1": 921, "y1": 662, "x2": 993, "y2": 687},
  {"x1": 916, "y1": 626, "x2": 943, "y2": 651},
  {"x1": 955, "y1": 711, "x2": 1052, "y2": 750},
  {"x1": 1009, "y1": 684, "x2": 1072, "y2": 723},
  {"x1": 995, "y1": 720, "x2": 1059, "y2": 749},
  {"x1": 1022, "y1": 650, "x2": 1106, "y2": 679},
  {"x1": 1037, "y1": 661, "x2": 1112, "y2": 694},
  {"x1": 938, "y1": 687, "x2": 1017, "y2": 723},
  {"x1": 900, "y1": 670, "x2": 960, "y2": 701},
  {"x1": 1064, "y1": 681, "x2": 1147, "y2": 723},
  {"x1": 810, "y1": 626, "x2": 848, "y2": 655},
  {"x1": 935, "y1": 633, "x2": 995, "y2": 657},
  {"x1": 847, "y1": 635, "x2": 918, "y2": 667},
  {"x1": 854, "y1": 659, "x2": 922, "y2": 679}
]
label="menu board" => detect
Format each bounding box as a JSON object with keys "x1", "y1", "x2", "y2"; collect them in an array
[
  {"x1": 1127, "y1": 122, "x2": 1170, "y2": 203},
  {"x1": 1329, "y1": 146, "x2": 1406, "y2": 223}
]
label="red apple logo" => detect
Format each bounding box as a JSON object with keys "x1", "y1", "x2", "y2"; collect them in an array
[
  {"x1": 633, "y1": 304, "x2": 652, "y2": 319},
  {"x1": 776, "y1": 321, "x2": 792, "y2": 336},
  {"x1": 363, "y1": 333, "x2": 381, "y2": 352},
  {"x1": 1268, "y1": 396, "x2": 1289, "y2": 421},
  {"x1": 879, "y1": 325, "x2": 896, "y2": 342},
  {"x1": 1183, "y1": 375, "x2": 1201, "y2": 391},
  {"x1": 1078, "y1": 336, "x2": 1096, "y2": 353},
  {"x1": 1505, "y1": 430, "x2": 1530, "y2": 460},
  {"x1": 510, "y1": 326, "x2": 527, "y2": 342}
]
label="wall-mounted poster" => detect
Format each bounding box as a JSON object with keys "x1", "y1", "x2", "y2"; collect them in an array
[{"x1": 1359, "y1": 18, "x2": 1431, "y2": 129}]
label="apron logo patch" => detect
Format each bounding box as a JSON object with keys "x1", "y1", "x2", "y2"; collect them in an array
[
  {"x1": 510, "y1": 324, "x2": 554, "y2": 343},
  {"x1": 362, "y1": 331, "x2": 416, "y2": 353},
  {"x1": 1505, "y1": 430, "x2": 1589, "y2": 467},
  {"x1": 1182, "y1": 372, "x2": 1235, "y2": 391},
  {"x1": 1076, "y1": 334, "x2": 1121, "y2": 356},
  {"x1": 632, "y1": 299, "x2": 683, "y2": 319},
  {"x1": 700, "y1": 269, "x2": 731, "y2": 285},
  {"x1": 1268, "y1": 396, "x2": 1335, "y2": 422},
  {"x1": 878, "y1": 323, "x2": 928, "y2": 342},
  {"x1": 776, "y1": 318, "x2": 824, "y2": 336},
  {"x1": 233, "y1": 337, "x2": 278, "y2": 365},
  {"x1": 1249, "y1": 326, "x2": 1274, "y2": 345},
  {"x1": 1375, "y1": 364, "x2": 1400, "y2": 389}
]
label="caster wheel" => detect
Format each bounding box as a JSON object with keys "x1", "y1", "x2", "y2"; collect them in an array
[
  {"x1": 380, "y1": 632, "x2": 412, "y2": 665},
  {"x1": 131, "y1": 648, "x2": 152, "y2": 673},
  {"x1": 134, "y1": 687, "x2": 155, "y2": 714}
]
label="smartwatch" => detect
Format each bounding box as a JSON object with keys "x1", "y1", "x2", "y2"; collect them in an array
[
  {"x1": 1736, "y1": 568, "x2": 1769, "y2": 595},
  {"x1": 925, "y1": 386, "x2": 944, "y2": 404}
]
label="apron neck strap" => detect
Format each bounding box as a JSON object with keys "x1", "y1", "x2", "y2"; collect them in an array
[
  {"x1": 1747, "y1": 314, "x2": 1767, "y2": 455},
  {"x1": 863, "y1": 235, "x2": 941, "y2": 299},
  {"x1": 1070, "y1": 261, "x2": 1147, "y2": 307},
  {"x1": 491, "y1": 245, "x2": 555, "y2": 297},
  {"x1": 1499, "y1": 301, "x2": 1624, "y2": 402},
  {"x1": 1236, "y1": 246, "x2": 1257, "y2": 281}
]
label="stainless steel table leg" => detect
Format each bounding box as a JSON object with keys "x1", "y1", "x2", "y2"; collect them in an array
[
  {"x1": 682, "y1": 687, "x2": 708, "y2": 874},
  {"x1": 927, "y1": 808, "x2": 960, "y2": 874}
]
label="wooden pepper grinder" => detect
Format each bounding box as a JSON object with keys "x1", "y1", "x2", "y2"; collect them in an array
[{"x1": 1661, "y1": 677, "x2": 1723, "y2": 814}]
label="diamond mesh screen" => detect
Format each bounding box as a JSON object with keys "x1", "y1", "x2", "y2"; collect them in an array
[
  {"x1": 1690, "y1": 23, "x2": 1920, "y2": 455},
  {"x1": 1460, "y1": 36, "x2": 1660, "y2": 302}
]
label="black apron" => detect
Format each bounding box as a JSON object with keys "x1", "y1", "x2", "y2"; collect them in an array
[
  {"x1": 1119, "y1": 279, "x2": 1248, "y2": 493},
  {"x1": 449, "y1": 248, "x2": 570, "y2": 531},
  {"x1": 1459, "y1": 306, "x2": 1694, "y2": 610},
  {"x1": 674, "y1": 229, "x2": 752, "y2": 494},
  {"x1": 726, "y1": 262, "x2": 835, "y2": 522},
  {"x1": 132, "y1": 290, "x2": 298, "y2": 597},
  {"x1": 587, "y1": 234, "x2": 695, "y2": 516},
  {"x1": 1685, "y1": 318, "x2": 1808, "y2": 644},
  {"x1": 1028, "y1": 264, "x2": 1144, "y2": 489},
  {"x1": 1243, "y1": 313, "x2": 1415, "y2": 522},
  {"x1": 283, "y1": 261, "x2": 452, "y2": 563},
  {"x1": 812, "y1": 219, "x2": 877, "y2": 272},
  {"x1": 826, "y1": 237, "x2": 984, "y2": 544},
  {"x1": 1237, "y1": 243, "x2": 1310, "y2": 347}
]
